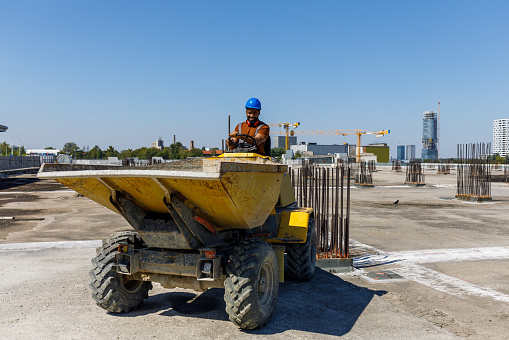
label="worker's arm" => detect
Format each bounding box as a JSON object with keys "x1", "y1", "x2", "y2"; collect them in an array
[{"x1": 253, "y1": 125, "x2": 269, "y2": 145}]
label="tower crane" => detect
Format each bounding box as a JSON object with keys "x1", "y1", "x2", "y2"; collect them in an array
[
  {"x1": 270, "y1": 127, "x2": 390, "y2": 163},
  {"x1": 349, "y1": 129, "x2": 390, "y2": 163},
  {"x1": 268, "y1": 122, "x2": 300, "y2": 150}
]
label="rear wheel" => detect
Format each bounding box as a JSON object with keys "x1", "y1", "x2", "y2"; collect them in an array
[
  {"x1": 287, "y1": 218, "x2": 316, "y2": 281},
  {"x1": 89, "y1": 231, "x2": 152, "y2": 313},
  {"x1": 224, "y1": 239, "x2": 279, "y2": 329}
]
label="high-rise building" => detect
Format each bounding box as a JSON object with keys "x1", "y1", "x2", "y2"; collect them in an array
[
  {"x1": 493, "y1": 119, "x2": 509, "y2": 157},
  {"x1": 422, "y1": 111, "x2": 438, "y2": 160},
  {"x1": 397, "y1": 145, "x2": 405, "y2": 160},
  {"x1": 406, "y1": 145, "x2": 416, "y2": 160},
  {"x1": 272, "y1": 135, "x2": 297, "y2": 149}
]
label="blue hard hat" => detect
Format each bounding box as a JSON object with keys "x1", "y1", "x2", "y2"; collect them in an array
[{"x1": 245, "y1": 98, "x2": 261, "y2": 110}]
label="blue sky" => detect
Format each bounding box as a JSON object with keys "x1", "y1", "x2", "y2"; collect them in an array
[{"x1": 1, "y1": 1, "x2": 508, "y2": 158}]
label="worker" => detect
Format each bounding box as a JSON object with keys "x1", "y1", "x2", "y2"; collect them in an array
[{"x1": 227, "y1": 98, "x2": 270, "y2": 155}]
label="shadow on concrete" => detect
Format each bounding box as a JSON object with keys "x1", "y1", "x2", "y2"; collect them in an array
[
  {"x1": 0, "y1": 177, "x2": 64, "y2": 192},
  {"x1": 117, "y1": 268, "x2": 386, "y2": 336},
  {"x1": 0, "y1": 178, "x2": 39, "y2": 191}
]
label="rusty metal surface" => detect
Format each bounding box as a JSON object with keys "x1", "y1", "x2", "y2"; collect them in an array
[
  {"x1": 137, "y1": 249, "x2": 200, "y2": 277},
  {"x1": 392, "y1": 160, "x2": 402, "y2": 172},
  {"x1": 405, "y1": 160, "x2": 425, "y2": 185},
  {"x1": 456, "y1": 143, "x2": 492, "y2": 201},
  {"x1": 292, "y1": 162, "x2": 351, "y2": 259},
  {"x1": 354, "y1": 162, "x2": 373, "y2": 188}
]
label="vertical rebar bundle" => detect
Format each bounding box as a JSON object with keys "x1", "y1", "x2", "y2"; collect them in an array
[
  {"x1": 437, "y1": 160, "x2": 451, "y2": 175},
  {"x1": 367, "y1": 160, "x2": 376, "y2": 172},
  {"x1": 354, "y1": 162, "x2": 373, "y2": 187},
  {"x1": 292, "y1": 162, "x2": 351, "y2": 259},
  {"x1": 456, "y1": 143, "x2": 492, "y2": 202},
  {"x1": 404, "y1": 160, "x2": 425, "y2": 186},
  {"x1": 392, "y1": 160, "x2": 402, "y2": 172}
]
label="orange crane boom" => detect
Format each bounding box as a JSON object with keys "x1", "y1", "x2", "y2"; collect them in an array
[{"x1": 270, "y1": 127, "x2": 390, "y2": 162}]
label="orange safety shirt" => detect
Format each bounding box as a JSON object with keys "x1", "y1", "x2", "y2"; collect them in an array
[{"x1": 233, "y1": 120, "x2": 270, "y2": 155}]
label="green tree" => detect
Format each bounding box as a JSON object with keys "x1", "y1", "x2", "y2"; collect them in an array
[
  {"x1": 0, "y1": 141, "x2": 10, "y2": 156},
  {"x1": 294, "y1": 151, "x2": 302, "y2": 159},
  {"x1": 188, "y1": 148, "x2": 203, "y2": 157},
  {"x1": 44, "y1": 146, "x2": 55, "y2": 150},
  {"x1": 131, "y1": 147, "x2": 147, "y2": 159},
  {"x1": 62, "y1": 142, "x2": 80, "y2": 157},
  {"x1": 119, "y1": 149, "x2": 134, "y2": 159},
  {"x1": 156, "y1": 148, "x2": 170, "y2": 159},
  {"x1": 89, "y1": 145, "x2": 103, "y2": 159},
  {"x1": 270, "y1": 147, "x2": 285, "y2": 158},
  {"x1": 105, "y1": 146, "x2": 119, "y2": 158},
  {"x1": 146, "y1": 147, "x2": 160, "y2": 159},
  {"x1": 168, "y1": 142, "x2": 184, "y2": 159}
]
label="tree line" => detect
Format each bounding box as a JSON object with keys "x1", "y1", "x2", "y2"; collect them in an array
[{"x1": 60, "y1": 142, "x2": 205, "y2": 160}]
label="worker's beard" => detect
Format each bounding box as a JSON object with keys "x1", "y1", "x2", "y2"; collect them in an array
[{"x1": 247, "y1": 118, "x2": 259, "y2": 126}]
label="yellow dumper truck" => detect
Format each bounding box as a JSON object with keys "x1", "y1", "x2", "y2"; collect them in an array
[{"x1": 38, "y1": 150, "x2": 315, "y2": 329}]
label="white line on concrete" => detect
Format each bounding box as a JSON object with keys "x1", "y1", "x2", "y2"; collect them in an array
[
  {"x1": 394, "y1": 263, "x2": 509, "y2": 303},
  {"x1": 0, "y1": 240, "x2": 101, "y2": 251},
  {"x1": 354, "y1": 246, "x2": 509, "y2": 267},
  {"x1": 350, "y1": 240, "x2": 509, "y2": 304}
]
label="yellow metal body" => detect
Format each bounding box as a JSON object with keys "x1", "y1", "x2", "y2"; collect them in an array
[
  {"x1": 267, "y1": 207, "x2": 313, "y2": 244},
  {"x1": 38, "y1": 154, "x2": 287, "y2": 231},
  {"x1": 277, "y1": 173, "x2": 296, "y2": 207}
]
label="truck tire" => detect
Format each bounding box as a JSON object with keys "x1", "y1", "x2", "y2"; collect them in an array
[
  {"x1": 287, "y1": 218, "x2": 316, "y2": 281},
  {"x1": 89, "y1": 231, "x2": 152, "y2": 313},
  {"x1": 224, "y1": 239, "x2": 279, "y2": 329}
]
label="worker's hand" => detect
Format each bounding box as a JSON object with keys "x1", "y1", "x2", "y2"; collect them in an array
[{"x1": 228, "y1": 131, "x2": 239, "y2": 138}]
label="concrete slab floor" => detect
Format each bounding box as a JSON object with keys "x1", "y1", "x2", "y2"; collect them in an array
[
  {"x1": 1, "y1": 171, "x2": 508, "y2": 339},
  {"x1": 0, "y1": 246, "x2": 460, "y2": 340}
]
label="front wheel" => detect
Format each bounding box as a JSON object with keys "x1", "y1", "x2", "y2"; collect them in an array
[
  {"x1": 89, "y1": 231, "x2": 152, "y2": 313},
  {"x1": 224, "y1": 239, "x2": 279, "y2": 329}
]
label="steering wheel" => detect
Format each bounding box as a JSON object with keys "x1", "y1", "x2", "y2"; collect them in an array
[{"x1": 228, "y1": 134, "x2": 257, "y2": 149}]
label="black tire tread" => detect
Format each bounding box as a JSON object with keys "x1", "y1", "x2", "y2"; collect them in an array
[
  {"x1": 287, "y1": 218, "x2": 316, "y2": 281},
  {"x1": 224, "y1": 239, "x2": 279, "y2": 329},
  {"x1": 89, "y1": 231, "x2": 152, "y2": 313}
]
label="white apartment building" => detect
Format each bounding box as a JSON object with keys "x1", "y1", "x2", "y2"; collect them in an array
[{"x1": 493, "y1": 119, "x2": 509, "y2": 156}]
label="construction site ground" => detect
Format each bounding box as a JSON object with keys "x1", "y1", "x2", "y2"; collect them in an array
[{"x1": 1, "y1": 166, "x2": 508, "y2": 339}]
